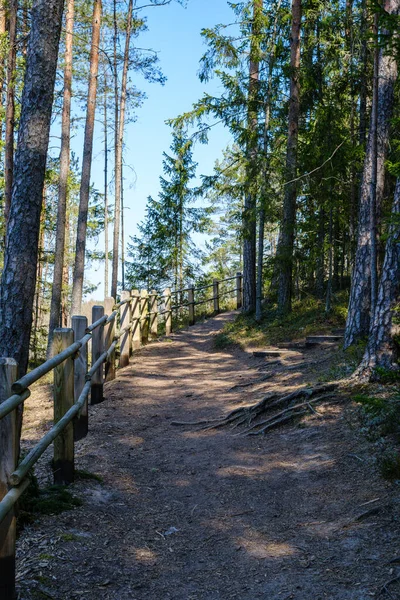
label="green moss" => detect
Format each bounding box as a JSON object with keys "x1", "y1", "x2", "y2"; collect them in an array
[
  {"x1": 378, "y1": 449, "x2": 400, "y2": 481},
  {"x1": 18, "y1": 476, "x2": 82, "y2": 532},
  {"x1": 61, "y1": 533, "x2": 79, "y2": 542},
  {"x1": 75, "y1": 469, "x2": 103, "y2": 483}
]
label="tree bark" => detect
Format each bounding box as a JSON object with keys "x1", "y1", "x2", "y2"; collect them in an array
[
  {"x1": 47, "y1": 0, "x2": 74, "y2": 358},
  {"x1": 111, "y1": 0, "x2": 133, "y2": 299},
  {"x1": 242, "y1": 0, "x2": 263, "y2": 313},
  {"x1": 0, "y1": 0, "x2": 65, "y2": 378},
  {"x1": 276, "y1": 0, "x2": 301, "y2": 315},
  {"x1": 103, "y1": 77, "x2": 109, "y2": 298},
  {"x1": 0, "y1": 2, "x2": 6, "y2": 166},
  {"x1": 4, "y1": 0, "x2": 17, "y2": 229},
  {"x1": 355, "y1": 178, "x2": 400, "y2": 379},
  {"x1": 315, "y1": 207, "x2": 325, "y2": 299},
  {"x1": 70, "y1": 0, "x2": 102, "y2": 316},
  {"x1": 344, "y1": 0, "x2": 399, "y2": 348}
]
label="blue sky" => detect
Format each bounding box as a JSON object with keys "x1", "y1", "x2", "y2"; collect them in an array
[{"x1": 82, "y1": 0, "x2": 235, "y2": 297}]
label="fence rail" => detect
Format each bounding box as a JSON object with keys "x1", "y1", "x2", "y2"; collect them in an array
[{"x1": 0, "y1": 272, "x2": 242, "y2": 599}]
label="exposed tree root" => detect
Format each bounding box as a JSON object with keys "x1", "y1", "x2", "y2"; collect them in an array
[
  {"x1": 172, "y1": 383, "x2": 339, "y2": 434},
  {"x1": 228, "y1": 373, "x2": 274, "y2": 391}
]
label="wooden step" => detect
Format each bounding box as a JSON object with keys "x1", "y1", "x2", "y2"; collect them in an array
[
  {"x1": 253, "y1": 349, "x2": 301, "y2": 358},
  {"x1": 276, "y1": 342, "x2": 306, "y2": 350},
  {"x1": 306, "y1": 335, "x2": 343, "y2": 346},
  {"x1": 332, "y1": 328, "x2": 345, "y2": 335}
]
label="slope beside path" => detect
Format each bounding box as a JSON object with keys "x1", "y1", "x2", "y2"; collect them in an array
[{"x1": 17, "y1": 312, "x2": 400, "y2": 599}]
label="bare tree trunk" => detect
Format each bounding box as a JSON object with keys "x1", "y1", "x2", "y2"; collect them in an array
[
  {"x1": 33, "y1": 189, "x2": 46, "y2": 365},
  {"x1": 103, "y1": 80, "x2": 109, "y2": 298},
  {"x1": 325, "y1": 207, "x2": 333, "y2": 314},
  {"x1": 0, "y1": 2, "x2": 6, "y2": 164},
  {"x1": 47, "y1": 0, "x2": 74, "y2": 358},
  {"x1": 315, "y1": 207, "x2": 325, "y2": 298},
  {"x1": 70, "y1": 0, "x2": 102, "y2": 316},
  {"x1": 255, "y1": 0, "x2": 281, "y2": 322},
  {"x1": 243, "y1": 0, "x2": 263, "y2": 313},
  {"x1": 355, "y1": 178, "x2": 400, "y2": 379},
  {"x1": 121, "y1": 160, "x2": 125, "y2": 290},
  {"x1": 4, "y1": 0, "x2": 17, "y2": 229},
  {"x1": 0, "y1": 0, "x2": 65, "y2": 378},
  {"x1": 344, "y1": 0, "x2": 399, "y2": 348},
  {"x1": 276, "y1": 0, "x2": 301, "y2": 315},
  {"x1": 111, "y1": 0, "x2": 133, "y2": 298},
  {"x1": 61, "y1": 215, "x2": 70, "y2": 326},
  {"x1": 369, "y1": 12, "x2": 379, "y2": 320},
  {"x1": 359, "y1": 0, "x2": 368, "y2": 149}
]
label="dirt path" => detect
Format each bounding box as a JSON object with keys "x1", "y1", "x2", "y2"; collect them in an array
[{"x1": 17, "y1": 312, "x2": 400, "y2": 599}]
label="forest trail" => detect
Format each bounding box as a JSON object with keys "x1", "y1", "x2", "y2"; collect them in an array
[{"x1": 17, "y1": 312, "x2": 400, "y2": 600}]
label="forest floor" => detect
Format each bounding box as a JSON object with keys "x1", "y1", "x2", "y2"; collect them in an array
[{"x1": 15, "y1": 310, "x2": 400, "y2": 600}]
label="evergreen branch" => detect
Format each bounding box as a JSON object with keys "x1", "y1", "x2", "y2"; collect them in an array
[{"x1": 283, "y1": 142, "x2": 345, "y2": 187}]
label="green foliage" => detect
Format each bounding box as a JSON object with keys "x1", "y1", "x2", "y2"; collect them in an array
[
  {"x1": 354, "y1": 393, "x2": 400, "y2": 439},
  {"x1": 127, "y1": 130, "x2": 210, "y2": 292}
]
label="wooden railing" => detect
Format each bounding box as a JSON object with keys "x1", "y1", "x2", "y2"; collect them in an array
[{"x1": 0, "y1": 272, "x2": 242, "y2": 599}]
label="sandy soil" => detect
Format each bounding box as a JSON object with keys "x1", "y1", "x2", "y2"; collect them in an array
[{"x1": 15, "y1": 311, "x2": 400, "y2": 600}]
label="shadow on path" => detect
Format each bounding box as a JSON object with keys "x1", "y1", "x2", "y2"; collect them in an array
[{"x1": 17, "y1": 312, "x2": 400, "y2": 600}]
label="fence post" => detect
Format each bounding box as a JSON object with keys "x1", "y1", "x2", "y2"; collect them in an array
[
  {"x1": 236, "y1": 272, "x2": 243, "y2": 310},
  {"x1": 164, "y1": 287, "x2": 172, "y2": 336},
  {"x1": 91, "y1": 306, "x2": 104, "y2": 405},
  {"x1": 104, "y1": 297, "x2": 116, "y2": 381},
  {"x1": 131, "y1": 289, "x2": 141, "y2": 352},
  {"x1": 53, "y1": 328, "x2": 75, "y2": 485},
  {"x1": 120, "y1": 291, "x2": 131, "y2": 368},
  {"x1": 188, "y1": 285, "x2": 195, "y2": 326},
  {"x1": 213, "y1": 279, "x2": 220, "y2": 314},
  {"x1": 0, "y1": 358, "x2": 18, "y2": 600},
  {"x1": 141, "y1": 290, "x2": 149, "y2": 344},
  {"x1": 72, "y1": 316, "x2": 88, "y2": 441},
  {"x1": 149, "y1": 290, "x2": 158, "y2": 340}
]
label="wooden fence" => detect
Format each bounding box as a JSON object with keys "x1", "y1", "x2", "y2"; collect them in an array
[{"x1": 0, "y1": 272, "x2": 243, "y2": 599}]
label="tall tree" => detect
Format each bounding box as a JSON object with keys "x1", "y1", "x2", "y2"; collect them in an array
[
  {"x1": 355, "y1": 178, "x2": 400, "y2": 378},
  {"x1": 47, "y1": 0, "x2": 75, "y2": 357},
  {"x1": 242, "y1": 0, "x2": 263, "y2": 312},
  {"x1": 344, "y1": 0, "x2": 399, "y2": 348},
  {"x1": 111, "y1": 0, "x2": 133, "y2": 298},
  {"x1": 275, "y1": 0, "x2": 301, "y2": 315},
  {"x1": 70, "y1": 0, "x2": 102, "y2": 316},
  {"x1": 0, "y1": 0, "x2": 65, "y2": 377},
  {"x1": 4, "y1": 0, "x2": 17, "y2": 228}
]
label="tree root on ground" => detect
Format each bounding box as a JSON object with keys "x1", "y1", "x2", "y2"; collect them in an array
[
  {"x1": 228, "y1": 373, "x2": 274, "y2": 391},
  {"x1": 171, "y1": 383, "x2": 339, "y2": 435}
]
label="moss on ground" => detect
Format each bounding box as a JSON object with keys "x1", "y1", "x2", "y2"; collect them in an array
[
  {"x1": 18, "y1": 474, "x2": 82, "y2": 532},
  {"x1": 214, "y1": 294, "x2": 348, "y2": 349}
]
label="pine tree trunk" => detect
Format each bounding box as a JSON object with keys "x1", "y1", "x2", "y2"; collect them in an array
[
  {"x1": 4, "y1": 0, "x2": 17, "y2": 229},
  {"x1": 315, "y1": 207, "x2": 325, "y2": 298},
  {"x1": 344, "y1": 0, "x2": 399, "y2": 348},
  {"x1": 47, "y1": 0, "x2": 74, "y2": 358},
  {"x1": 103, "y1": 81, "x2": 109, "y2": 298},
  {"x1": 355, "y1": 178, "x2": 400, "y2": 379},
  {"x1": 70, "y1": 0, "x2": 101, "y2": 316},
  {"x1": 276, "y1": 0, "x2": 301, "y2": 315},
  {"x1": 0, "y1": 0, "x2": 64, "y2": 377},
  {"x1": 243, "y1": 0, "x2": 263, "y2": 313},
  {"x1": 0, "y1": 2, "x2": 6, "y2": 168},
  {"x1": 111, "y1": 0, "x2": 133, "y2": 298},
  {"x1": 255, "y1": 206, "x2": 265, "y2": 322},
  {"x1": 121, "y1": 161, "x2": 125, "y2": 290}
]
